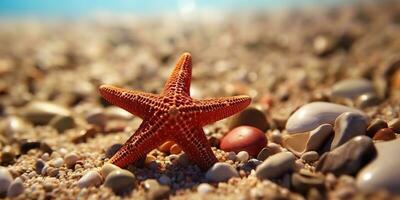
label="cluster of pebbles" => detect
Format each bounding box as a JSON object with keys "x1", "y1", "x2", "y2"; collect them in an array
[{"x1": 1, "y1": 1, "x2": 400, "y2": 199}]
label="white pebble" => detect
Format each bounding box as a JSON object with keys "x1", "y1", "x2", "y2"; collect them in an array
[
  {"x1": 236, "y1": 151, "x2": 249, "y2": 162},
  {"x1": 197, "y1": 183, "x2": 214, "y2": 195},
  {"x1": 51, "y1": 157, "x2": 64, "y2": 168},
  {"x1": 78, "y1": 170, "x2": 102, "y2": 188}
]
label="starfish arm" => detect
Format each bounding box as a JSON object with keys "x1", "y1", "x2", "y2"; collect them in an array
[
  {"x1": 109, "y1": 116, "x2": 168, "y2": 167},
  {"x1": 99, "y1": 84, "x2": 161, "y2": 119},
  {"x1": 162, "y1": 52, "x2": 192, "y2": 95},
  {"x1": 189, "y1": 95, "x2": 251, "y2": 126},
  {"x1": 174, "y1": 127, "x2": 218, "y2": 170}
]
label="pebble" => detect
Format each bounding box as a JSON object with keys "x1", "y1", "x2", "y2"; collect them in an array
[
  {"x1": 226, "y1": 152, "x2": 236, "y2": 161},
  {"x1": 301, "y1": 151, "x2": 319, "y2": 163},
  {"x1": 100, "y1": 163, "x2": 121, "y2": 178},
  {"x1": 35, "y1": 159, "x2": 45, "y2": 174},
  {"x1": 373, "y1": 128, "x2": 396, "y2": 141},
  {"x1": 105, "y1": 143, "x2": 122, "y2": 158},
  {"x1": 286, "y1": 102, "x2": 366, "y2": 133},
  {"x1": 355, "y1": 93, "x2": 381, "y2": 108},
  {"x1": 49, "y1": 115, "x2": 76, "y2": 133},
  {"x1": 283, "y1": 124, "x2": 332, "y2": 155},
  {"x1": 143, "y1": 179, "x2": 160, "y2": 190},
  {"x1": 158, "y1": 175, "x2": 171, "y2": 185},
  {"x1": 78, "y1": 170, "x2": 102, "y2": 188},
  {"x1": 3, "y1": 116, "x2": 27, "y2": 138},
  {"x1": 366, "y1": 119, "x2": 388, "y2": 137},
  {"x1": 147, "y1": 184, "x2": 170, "y2": 200},
  {"x1": 170, "y1": 144, "x2": 182, "y2": 154},
  {"x1": 64, "y1": 153, "x2": 79, "y2": 168},
  {"x1": 22, "y1": 101, "x2": 71, "y2": 125},
  {"x1": 197, "y1": 183, "x2": 214, "y2": 195},
  {"x1": 291, "y1": 172, "x2": 325, "y2": 195},
  {"x1": 236, "y1": 151, "x2": 249, "y2": 162},
  {"x1": 0, "y1": 167, "x2": 13, "y2": 195},
  {"x1": 85, "y1": 109, "x2": 107, "y2": 128},
  {"x1": 255, "y1": 152, "x2": 295, "y2": 180},
  {"x1": 104, "y1": 106, "x2": 132, "y2": 120},
  {"x1": 205, "y1": 162, "x2": 239, "y2": 182},
  {"x1": 388, "y1": 118, "x2": 400, "y2": 133},
  {"x1": 317, "y1": 136, "x2": 376, "y2": 176},
  {"x1": 158, "y1": 141, "x2": 175, "y2": 153},
  {"x1": 104, "y1": 169, "x2": 136, "y2": 195},
  {"x1": 331, "y1": 112, "x2": 368, "y2": 150},
  {"x1": 220, "y1": 126, "x2": 267, "y2": 156},
  {"x1": 257, "y1": 148, "x2": 273, "y2": 161},
  {"x1": 331, "y1": 79, "x2": 375, "y2": 99},
  {"x1": 7, "y1": 177, "x2": 24, "y2": 197},
  {"x1": 357, "y1": 138, "x2": 400, "y2": 194},
  {"x1": 51, "y1": 157, "x2": 64, "y2": 168},
  {"x1": 268, "y1": 130, "x2": 283, "y2": 144},
  {"x1": 228, "y1": 106, "x2": 269, "y2": 132}
]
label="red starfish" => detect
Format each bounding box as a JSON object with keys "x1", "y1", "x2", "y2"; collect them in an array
[{"x1": 99, "y1": 53, "x2": 251, "y2": 169}]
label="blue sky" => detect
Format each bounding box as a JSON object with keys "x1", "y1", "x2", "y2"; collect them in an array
[{"x1": 0, "y1": 0, "x2": 352, "y2": 18}]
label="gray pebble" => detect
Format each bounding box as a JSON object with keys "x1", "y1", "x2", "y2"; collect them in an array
[
  {"x1": 331, "y1": 79, "x2": 375, "y2": 99},
  {"x1": 205, "y1": 162, "x2": 239, "y2": 182},
  {"x1": 331, "y1": 112, "x2": 368, "y2": 150},
  {"x1": 105, "y1": 143, "x2": 122, "y2": 158},
  {"x1": 317, "y1": 136, "x2": 376, "y2": 176},
  {"x1": 49, "y1": 115, "x2": 76, "y2": 133},
  {"x1": 301, "y1": 151, "x2": 319, "y2": 163},
  {"x1": 23, "y1": 101, "x2": 71, "y2": 125},
  {"x1": 255, "y1": 152, "x2": 295, "y2": 180},
  {"x1": 104, "y1": 169, "x2": 136, "y2": 195},
  {"x1": 35, "y1": 159, "x2": 45, "y2": 174},
  {"x1": 356, "y1": 93, "x2": 381, "y2": 108},
  {"x1": 100, "y1": 163, "x2": 120, "y2": 178},
  {"x1": 0, "y1": 167, "x2": 13, "y2": 195},
  {"x1": 7, "y1": 177, "x2": 24, "y2": 197}
]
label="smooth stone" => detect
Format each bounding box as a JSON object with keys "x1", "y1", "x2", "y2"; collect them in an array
[
  {"x1": 105, "y1": 106, "x2": 132, "y2": 120},
  {"x1": 286, "y1": 102, "x2": 367, "y2": 133},
  {"x1": 388, "y1": 118, "x2": 400, "y2": 133},
  {"x1": 0, "y1": 147, "x2": 16, "y2": 165},
  {"x1": 3, "y1": 116, "x2": 27, "y2": 138},
  {"x1": 257, "y1": 148, "x2": 273, "y2": 161},
  {"x1": 331, "y1": 112, "x2": 368, "y2": 150},
  {"x1": 104, "y1": 169, "x2": 136, "y2": 195},
  {"x1": 78, "y1": 170, "x2": 102, "y2": 188},
  {"x1": 283, "y1": 124, "x2": 332, "y2": 155},
  {"x1": 35, "y1": 159, "x2": 45, "y2": 174},
  {"x1": 143, "y1": 179, "x2": 160, "y2": 190},
  {"x1": 301, "y1": 151, "x2": 319, "y2": 163},
  {"x1": 236, "y1": 151, "x2": 249, "y2": 162},
  {"x1": 147, "y1": 184, "x2": 170, "y2": 200},
  {"x1": 291, "y1": 173, "x2": 325, "y2": 195},
  {"x1": 7, "y1": 177, "x2": 24, "y2": 197},
  {"x1": 0, "y1": 167, "x2": 12, "y2": 195},
  {"x1": 357, "y1": 138, "x2": 400, "y2": 194},
  {"x1": 331, "y1": 79, "x2": 375, "y2": 99},
  {"x1": 100, "y1": 163, "x2": 121, "y2": 178},
  {"x1": 228, "y1": 106, "x2": 269, "y2": 132},
  {"x1": 205, "y1": 162, "x2": 239, "y2": 182},
  {"x1": 268, "y1": 130, "x2": 283, "y2": 144},
  {"x1": 317, "y1": 136, "x2": 376, "y2": 176},
  {"x1": 85, "y1": 109, "x2": 107, "y2": 128},
  {"x1": 227, "y1": 152, "x2": 236, "y2": 161},
  {"x1": 220, "y1": 126, "x2": 267, "y2": 156},
  {"x1": 255, "y1": 152, "x2": 295, "y2": 180},
  {"x1": 366, "y1": 119, "x2": 388, "y2": 138},
  {"x1": 197, "y1": 183, "x2": 214, "y2": 195},
  {"x1": 373, "y1": 128, "x2": 396, "y2": 141},
  {"x1": 356, "y1": 93, "x2": 381, "y2": 108},
  {"x1": 49, "y1": 115, "x2": 76, "y2": 133},
  {"x1": 105, "y1": 143, "x2": 122, "y2": 158},
  {"x1": 158, "y1": 175, "x2": 171, "y2": 185},
  {"x1": 64, "y1": 153, "x2": 79, "y2": 168},
  {"x1": 23, "y1": 101, "x2": 71, "y2": 125},
  {"x1": 51, "y1": 158, "x2": 64, "y2": 168}
]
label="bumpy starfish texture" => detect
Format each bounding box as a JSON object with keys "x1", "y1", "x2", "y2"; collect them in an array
[{"x1": 99, "y1": 53, "x2": 251, "y2": 169}]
